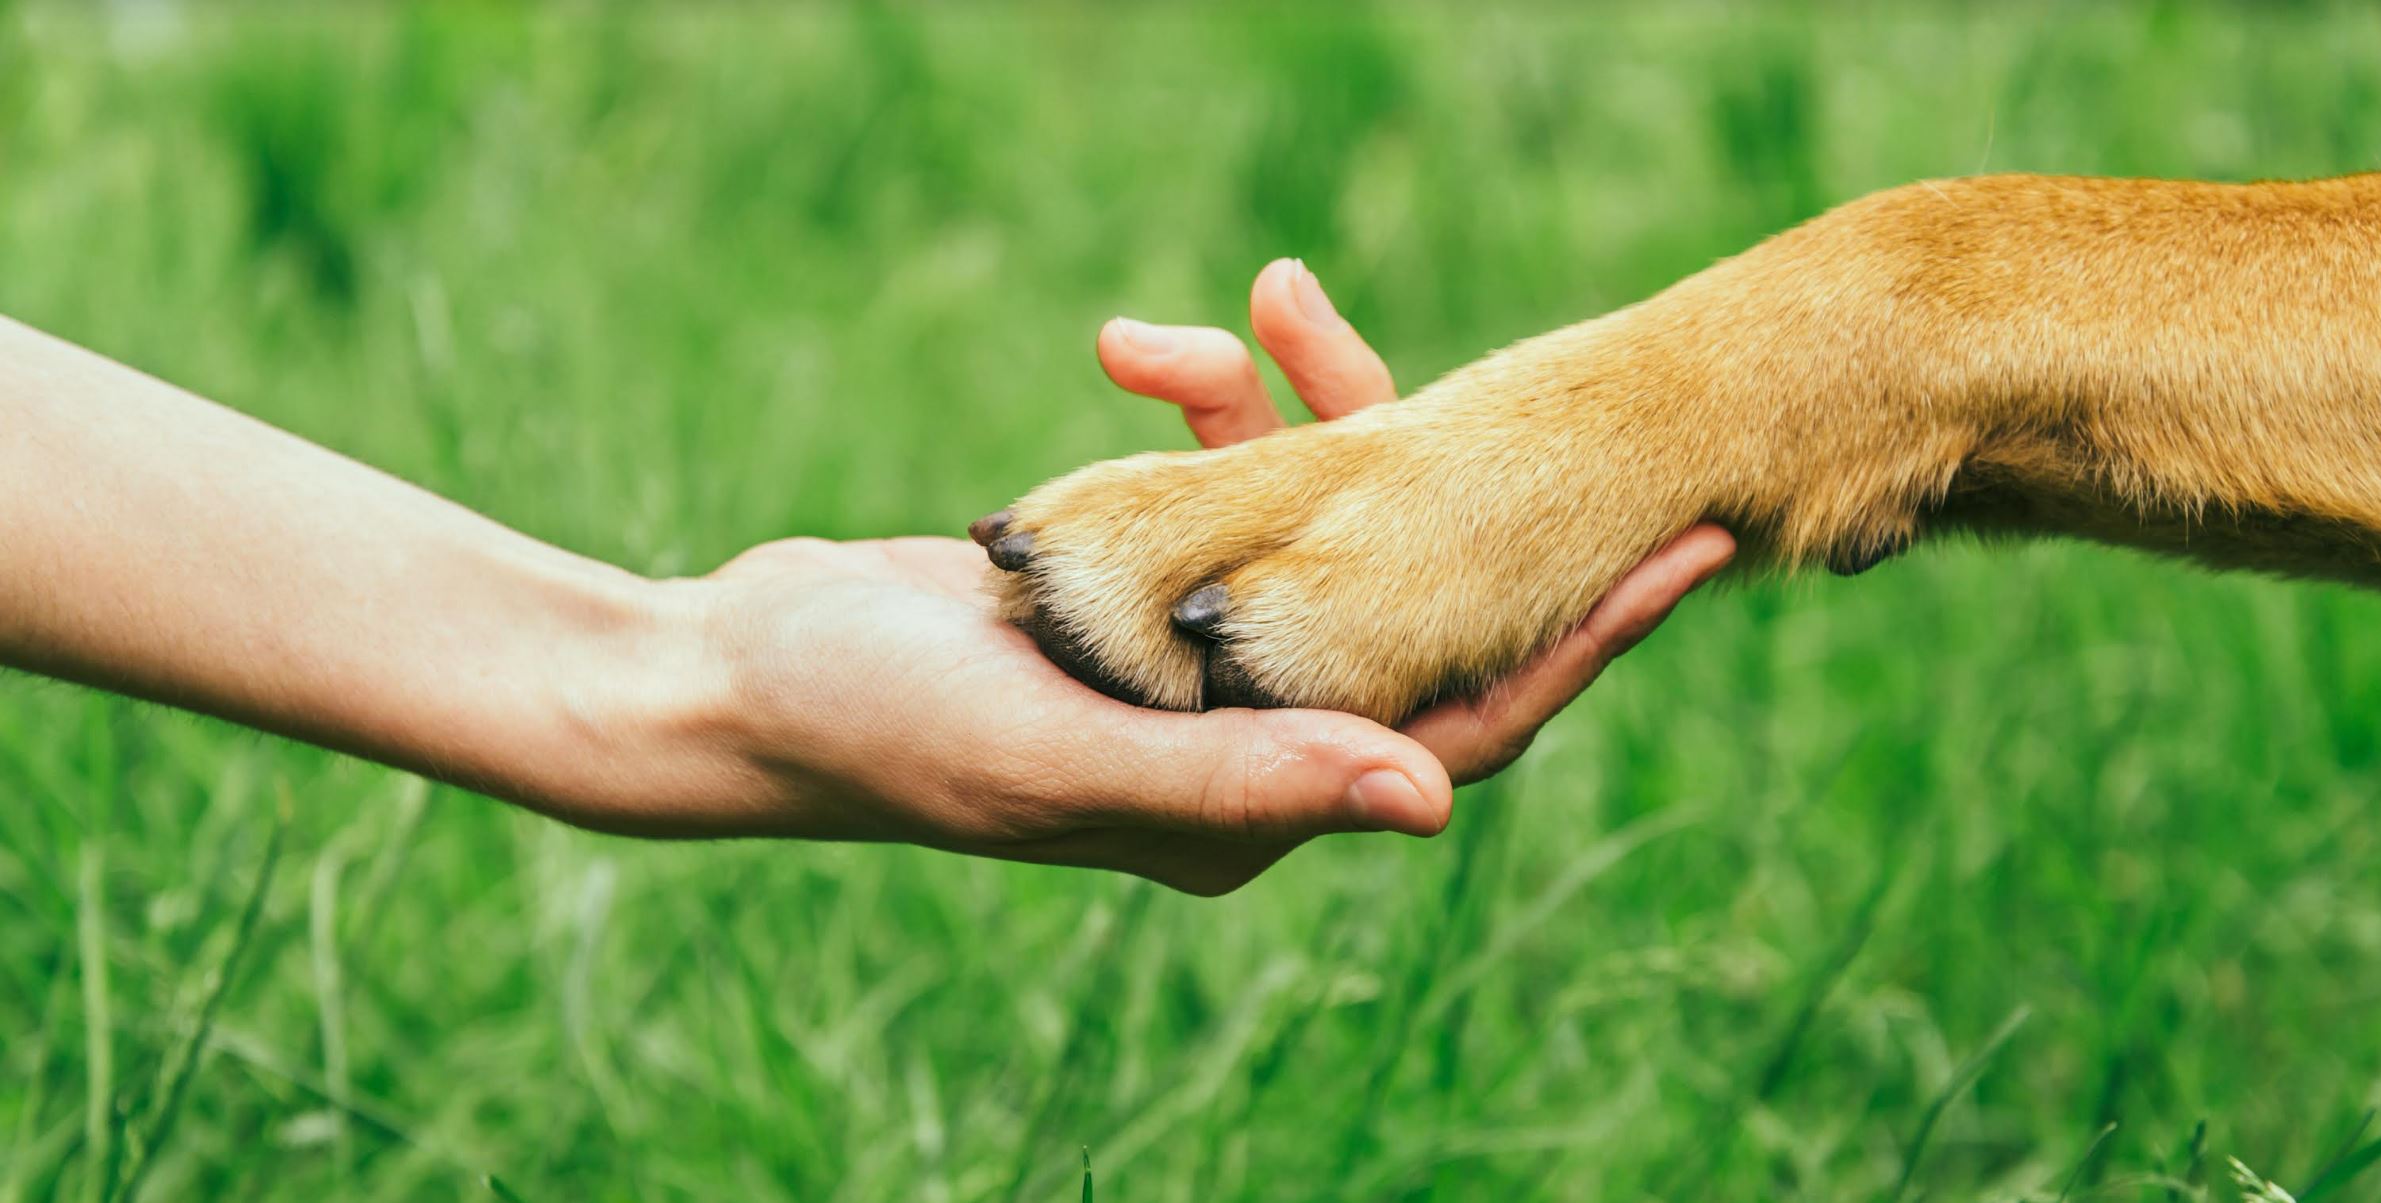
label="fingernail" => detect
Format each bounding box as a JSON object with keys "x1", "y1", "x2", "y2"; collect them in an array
[
  {"x1": 1344, "y1": 770, "x2": 1437, "y2": 836},
  {"x1": 1112, "y1": 317, "x2": 1175, "y2": 353},
  {"x1": 1291, "y1": 259, "x2": 1345, "y2": 329}
]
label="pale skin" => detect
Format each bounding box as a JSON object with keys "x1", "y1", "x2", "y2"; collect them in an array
[{"x1": 0, "y1": 261, "x2": 1731, "y2": 895}]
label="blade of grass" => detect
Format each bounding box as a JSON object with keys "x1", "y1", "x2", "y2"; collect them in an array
[
  {"x1": 1333, "y1": 775, "x2": 1518, "y2": 1191},
  {"x1": 341, "y1": 775, "x2": 429, "y2": 955},
  {"x1": 113, "y1": 796, "x2": 287, "y2": 1203},
  {"x1": 3, "y1": 970, "x2": 73, "y2": 1203},
  {"x1": 1655, "y1": 859, "x2": 1894, "y2": 1201},
  {"x1": 76, "y1": 841, "x2": 112, "y2": 1203},
  {"x1": 2300, "y1": 1141, "x2": 2381, "y2": 1202},
  {"x1": 2298, "y1": 1108, "x2": 2381, "y2": 1203},
  {"x1": 1887, "y1": 1005, "x2": 2031, "y2": 1203},
  {"x1": 999, "y1": 881, "x2": 1153, "y2": 1203},
  {"x1": 76, "y1": 704, "x2": 123, "y2": 1203},
  {"x1": 9, "y1": 1113, "x2": 84, "y2": 1203},
  {"x1": 2054, "y1": 1122, "x2": 2119, "y2": 1203},
  {"x1": 1410, "y1": 801, "x2": 1705, "y2": 1034},
  {"x1": 1191, "y1": 896, "x2": 1361, "y2": 1201},
  {"x1": 308, "y1": 832, "x2": 353, "y2": 1183},
  {"x1": 1755, "y1": 864, "x2": 1892, "y2": 1101},
  {"x1": 2166, "y1": 1119, "x2": 2209, "y2": 1203},
  {"x1": 206, "y1": 1025, "x2": 482, "y2": 1168}
]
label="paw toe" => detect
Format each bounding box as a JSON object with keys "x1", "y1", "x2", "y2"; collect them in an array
[
  {"x1": 1198, "y1": 644, "x2": 1285, "y2": 711},
  {"x1": 1012, "y1": 604, "x2": 1149, "y2": 705}
]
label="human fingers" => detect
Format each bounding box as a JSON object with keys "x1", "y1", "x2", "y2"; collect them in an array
[
  {"x1": 1022, "y1": 704, "x2": 1453, "y2": 843},
  {"x1": 1097, "y1": 318, "x2": 1284, "y2": 449},
  {"x1": 1247, "y1": 257, "x2": 1398, "y2": 419},
  {"x1": 1403, "y1": 524, "x2": 1737, "y2": 783}
]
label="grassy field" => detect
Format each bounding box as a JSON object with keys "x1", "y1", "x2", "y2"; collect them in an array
[{"x1": 5, "y1": 3, "x2": 2381, "y2": 1200}]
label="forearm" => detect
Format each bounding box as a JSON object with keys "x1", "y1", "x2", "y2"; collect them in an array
[{"x1": 0, "y1": 315, "x2": 755, "y2": 830}]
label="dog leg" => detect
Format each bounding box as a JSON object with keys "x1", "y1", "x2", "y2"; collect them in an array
[{"x1": 983, "y1": 174, "x2": 2381, "y2": 722}]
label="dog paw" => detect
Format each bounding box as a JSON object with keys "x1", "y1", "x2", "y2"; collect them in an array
[
  {"x1": 976, "y1": 331, "x2": 1740, "y2": 724},
  {"x1": 979, "y1": 190, "x2": 2010, "y2": 722}
]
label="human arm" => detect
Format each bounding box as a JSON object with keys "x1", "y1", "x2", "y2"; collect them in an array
[{"x1": 0, "y1": 262, "x2": 1729, "y2": 893}]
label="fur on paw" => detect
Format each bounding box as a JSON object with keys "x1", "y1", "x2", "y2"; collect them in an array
[{"x1": 974, "y1": 389, "x2": 1710, "y2": 725}]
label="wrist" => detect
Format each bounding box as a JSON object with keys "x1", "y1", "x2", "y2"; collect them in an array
[
  {"x1": 507, "y1": 567, "x2": 793, "y2": 837},
  {"x1": 382, "y1": 547, "x2": 779, "y2": 838}
]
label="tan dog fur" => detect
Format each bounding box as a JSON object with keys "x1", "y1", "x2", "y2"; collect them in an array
[{"x1": 988, "y1": 173, "x2": 2381, "y2": 725}]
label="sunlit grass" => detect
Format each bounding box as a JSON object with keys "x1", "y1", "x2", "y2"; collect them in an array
[{"x1": 4, "y1": 3, "x2": 2381, "y2": 1199}]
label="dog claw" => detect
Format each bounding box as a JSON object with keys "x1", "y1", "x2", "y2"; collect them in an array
[
  {"x1": 1171, "y1": 584, "x2": 1230, "y2": 636},
  {"x1": 968, "y1": 509, "x2": 1014, "y2": 547},
  {"x1": 987, "y1": 530, "x2": 1035, "y2": 571}
]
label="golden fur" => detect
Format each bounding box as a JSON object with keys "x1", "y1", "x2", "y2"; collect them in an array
[{"x1": 985, "y1": 173, "x2": 2381, "y2": 724}]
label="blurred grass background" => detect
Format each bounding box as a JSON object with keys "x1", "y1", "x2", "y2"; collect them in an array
[{"x1": 4, "y1": 2, "x2": 2381, "y2": 1200}]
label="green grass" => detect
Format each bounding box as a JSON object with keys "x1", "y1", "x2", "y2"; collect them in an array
[{"x1": 4, "y1": 2, "x2": 2381, "y2": 1199}]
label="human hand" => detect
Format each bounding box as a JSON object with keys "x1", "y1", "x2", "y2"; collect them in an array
[
  {"x1": 654, "y1": 261, "x2": 1730, "y2": 894},
  {"x1": 0, "y1": 271, "x2": 1719, "y2": 897},
  {"x1": 682, "y1": 534, "x2": 1448, "y2": 894}
]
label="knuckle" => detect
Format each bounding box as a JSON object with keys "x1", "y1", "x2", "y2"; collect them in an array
[{"x1": 1193, "y1": 716, "x2": 1274, "y2": 840}]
